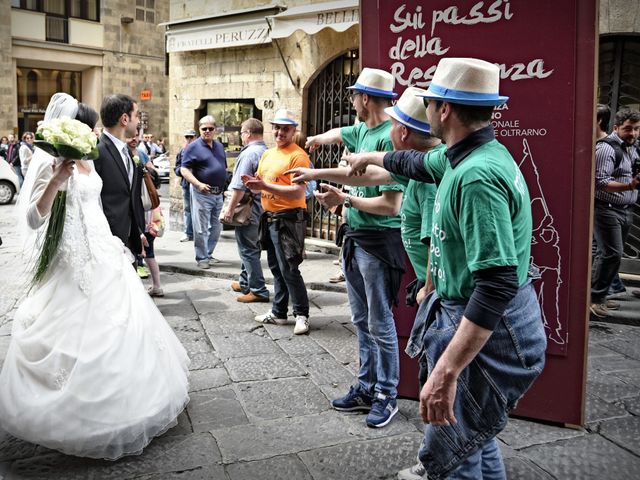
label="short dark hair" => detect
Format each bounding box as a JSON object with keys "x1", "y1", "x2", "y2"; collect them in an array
[
  {"x1": 242, "y1": 118, "x2": 263, "y2": 135},
  {"x1": 100, "y1": 94, "x2": 136, "y2": 128},
  {"x1": 596, "y1": 104, "x2": 611, "y2": 132},
  {"x1": 76, "y1": 103, "x2": 99, "y2": 130},
  {"x1": 366, "y1": 94, "x2": 393, "y2": 108},
  {"x1": 451, "y1": 103, "x2": 494, "y2": 125},
  {"x1": 613, "y1": 108, "x2": 640, "y2": 127}
]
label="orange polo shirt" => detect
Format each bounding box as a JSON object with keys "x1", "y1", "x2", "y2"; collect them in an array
[{"x1": 257, "y1": 143, "x2": 310, "y2": 212}]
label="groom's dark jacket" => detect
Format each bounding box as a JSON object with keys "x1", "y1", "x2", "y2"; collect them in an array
[{"x1": 95, "y1": 133, "x2": 145, "y2": 255}]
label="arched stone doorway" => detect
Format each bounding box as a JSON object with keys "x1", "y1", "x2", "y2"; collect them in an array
[{"x1": 305, "y1": 49, "x2": 360, "y2": 241}]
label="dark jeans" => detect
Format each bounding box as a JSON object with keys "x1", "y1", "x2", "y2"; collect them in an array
[
  {"x1": 235, "y1": 222, "x2": 269, "y2": 298},
  {"x1": 592, "y1": 203, "x2": 633, "y2": 303},
  {"x1": 266, "y1": 222, "x2": 309, "y2": 317},
  {"x1": 182, "y1": 185, "x2": 193, "y2": 238}
]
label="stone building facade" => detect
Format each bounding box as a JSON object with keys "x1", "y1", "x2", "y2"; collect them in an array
[
  {"x1": 0, "y1": 0, "x2": 169, "y2": 139},
  {"x1": 166, "y1": 0, "x2": 360, "y2": 238}
]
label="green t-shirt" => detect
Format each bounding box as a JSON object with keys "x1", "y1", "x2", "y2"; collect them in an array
[
  {"x1": 390, "y1": 173, "x2": 436, "y2": 281},
  {"x1": 341, "y1": 121, "x2": 403, "y2": 230},
  {"x1": 424, "y1": 140, "x2": 532, "y2": 300}
]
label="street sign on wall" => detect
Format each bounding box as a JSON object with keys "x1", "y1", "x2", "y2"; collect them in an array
[{"x1": 361, "y1": 0, "x2": 597, "y2": 425}]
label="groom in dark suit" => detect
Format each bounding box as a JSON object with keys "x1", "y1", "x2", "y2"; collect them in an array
[{"x1": 95, "y1": 94, "x2": 145, "y2": 255}]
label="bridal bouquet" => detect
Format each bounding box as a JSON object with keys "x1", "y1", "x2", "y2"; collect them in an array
[{"x1": 32, "y1": 118, "x2": 99, "y2": 283}]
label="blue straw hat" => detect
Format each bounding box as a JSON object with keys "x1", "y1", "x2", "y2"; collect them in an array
[
  {"x1": 270, "y1": 108, "x2": 299, "y2": 126},
  {"x1": 384, "y1": 87, "x2": 431, "y2": 134},
  {"x1": 347, "y1": 67, "x2": 397, "y2": 99},
  {"x1": 418, "y1": 58, "x2": 508, "y2": 106}
]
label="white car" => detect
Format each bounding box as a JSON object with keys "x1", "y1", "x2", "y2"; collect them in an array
[
  {"x1": 0, "y1": 160, "x2": 20, "y2": 205},
  {"x1": 152, "y1": 154, "x2": 170, "y2": 182}
]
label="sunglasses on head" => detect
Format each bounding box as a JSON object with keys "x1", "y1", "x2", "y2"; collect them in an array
[{"x1": 200, "y1": 127, "x2": 215, "y2": 132}]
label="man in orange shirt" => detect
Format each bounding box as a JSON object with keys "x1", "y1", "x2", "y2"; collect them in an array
[{"x1": 243, "y1": 109, "x2": 311, "y2": 335}]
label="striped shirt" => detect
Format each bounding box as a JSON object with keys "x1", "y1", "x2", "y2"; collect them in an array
[{"x1": 594, "y1": 132, "x2": 638, "y2": 205}]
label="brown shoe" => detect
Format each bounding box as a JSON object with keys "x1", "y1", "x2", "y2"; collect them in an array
[
  {"x1": 231, "y1": 281, "x2": 242, "y2": 293},
  {"x1": 329, "y1": 272, "x2": 345, "y2": 283},
  {"x1": 237, "y1": 292, "x2": 269, "y2": 303},
  {"x1": 605, "y1": 299, "x2": 620, "y2": 310},
  {"x1": 590, "y1": 303, "x2": 609, "y2": 318}
]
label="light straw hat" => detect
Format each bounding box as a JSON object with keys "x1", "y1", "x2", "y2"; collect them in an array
[
  {"x1": 270, "y1": 108, "x2": 298, "y2": 126},
  {"x1": 418, "y1": 58, "x2": 508, "y2": 106},
  {"x1": 384, "y1": 87, "x2": 431, "y2": 134},
  {"x1": 347, "y1": 67, "x2": 397, "y2": 99}
]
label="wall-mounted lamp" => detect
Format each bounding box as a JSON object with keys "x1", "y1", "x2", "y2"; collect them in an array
[{"x1": 120, "y1": 16, "x2": 134, "y2": 24}]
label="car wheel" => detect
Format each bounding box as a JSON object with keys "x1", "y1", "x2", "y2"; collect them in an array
[{"x1": 0, "y1": 181, "x2": 16, "y2": 205}]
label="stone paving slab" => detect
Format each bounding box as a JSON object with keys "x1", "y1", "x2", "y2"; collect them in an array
[
  {"x1": 340, "y1": 410, "x2": 420, "y2": 438},
  {"x1": 587, "y1": 370, "x2": 640, "y2": 402},
  {"x1": 310, "y1": 321, "x2": 359, "y2": 365},
  {"x1": 135, "y1": 464, "x2": 227, "y2": 480},
  {"x1": 588, "y1": 354, "x2": 640, "y2": 373},
  {"x1": 225, "y1": 454, "x2": 313, "y2": 480},
  {"x1": 209, "y1": 331, "x2": 280, "y2": 359},
  {"x1": 292, "y1": 353, "x2": 356, "y2": 386},
  {"x1": 188, "y1": 367, "x2": 231, "y2": 392},
  {"x1": 275, "y1": 335, "x2": 326, "y2": 356},
  {"x1": 163, "y1": 411, "x2": 193, "y2": 437},
  {"x1": 611, "y1": 367, "x2": 640, "y2": 388},
  {"x1": 187, "y1": 389, "x2": 249, "y2": 433},
  {"x1": 224, "y1": 353, "x2": 306, "y2": 382},
  {"x1": 497, "y1": 418, "x2": 586, "y2": 449},
  {"x1": 200, "y1": 310, "x2": 260, "y2": 335},
  {"x1": 623, "y1": 395, "x2": 640, "y2": 415},
  {"x1": 598, "y1": 415, "x2": 640, "y2": 456},
  {"x1": 211, "y1": 412, "x2": 355, "y2": 463},
  {"x1": 503, "y1": 456, "x2": 555, "y2": 480},
  {"x1": 298, "y1": 433, "x2": 423, "y2": 480},
  {"x1": 236, "y1": 377, "x2": 329, "y2": 421},
  {"x1": 584, "y1": 393, "x2": 630, "y2": 425},
  {"x1": 0, "y1": 430, "x2": 38, "y2": 462},
  {"x1": 3, "y1": 433, "x2": 222, "y2": 480},
  {"x1": 522, "y1": 434, "x2": 640, "y2": 479},
  {"x1": 601, "y1": 337, "x2": 640, "y2": 361},
  {"x1": 188, "y1": 351, "x2": 222, "y2": 371}
]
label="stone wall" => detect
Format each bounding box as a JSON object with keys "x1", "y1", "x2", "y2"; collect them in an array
[
  {"x1": 101, "y1": 0, "x2": 170, "y2": 139},
  {"x1": 167, "y1": 0, "x2": 358, "y2": 231},
  {"x1": 600, "y1": 0, "x2": 640, "y2": 34},
  {"x1": 0, "y1": 0, "x2": 16, "y2": 136}
]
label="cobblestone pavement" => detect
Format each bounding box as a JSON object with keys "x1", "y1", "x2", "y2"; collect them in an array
[{"x1": 1, "y1": 200, "x2": 640, "y2": 479}]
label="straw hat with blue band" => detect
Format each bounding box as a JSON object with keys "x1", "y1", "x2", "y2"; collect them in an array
[
  {"x1": 270, "y1": 108, "x2": 299, "y2": 126},
  {"x1": 347, "y1": 67, "x2": 398, "y2": 99},
  {"x1": 384, "y1": 87, "x2": 432, "y2": 134},
  {"x1": 417, "y1": 58, "x2": 509, "y2": 107}
]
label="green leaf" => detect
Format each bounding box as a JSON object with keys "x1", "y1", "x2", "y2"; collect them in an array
[
  {"x1": 34, "y1": 140, "x2": 59, "y2": 157},
  {"x1": 85, "y1": 146, "x2": 100, "y2": 161},
  {"x1": 55, "y1": 144, "x2": 85, "y2": 160}
]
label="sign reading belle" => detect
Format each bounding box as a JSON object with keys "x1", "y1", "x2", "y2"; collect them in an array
[{"x1": 361, "y1": 0, "x2": 597, "y2": 425}]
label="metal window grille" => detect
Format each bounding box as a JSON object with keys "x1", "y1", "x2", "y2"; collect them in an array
[
  {"x1": 598, "y1": 36, "x2": 640, "y2": 270},
  {"x1": 305, "y1": 49, "x2": 359, "y2": 241}
]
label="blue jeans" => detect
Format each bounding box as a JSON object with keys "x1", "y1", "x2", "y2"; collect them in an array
[
  {"x1": 235, "y1": 222, "x2": 269, "y2": 298},
  {"x1": 182, "y1": 184, "x2": 193, "y2": 238},
  {"x1": 266, "y1": 222, "x2": 308, "y2": 317},
  {"x1": 190, "y1": 187, "x2": 223, "y2": 262},
  {"x1": 343, "y1": 246, "x2": 399, "y2": 399},
  {"x1": 416, "y1": 282, "x2": 546, "y2": 480},
  {"x1": 592, "y1": 203, "x2": 633, "y2": 303}
]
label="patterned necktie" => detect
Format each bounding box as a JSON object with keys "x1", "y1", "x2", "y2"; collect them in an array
[{"x1": 122, "y1": 147, "x2": 132, "y2": 185}]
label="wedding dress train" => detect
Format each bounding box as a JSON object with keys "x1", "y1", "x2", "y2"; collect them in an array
[{"x1": 0, "y1": 163, "x2": 189, "y2": 460}]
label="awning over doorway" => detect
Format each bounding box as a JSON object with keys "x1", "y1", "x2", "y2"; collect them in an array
[
  {"x1": 163, "y1": 5, "x2": 284, "y2": 53},
  {"x1": 268, "y1": 0, "x2": 359, "y2": 39}
]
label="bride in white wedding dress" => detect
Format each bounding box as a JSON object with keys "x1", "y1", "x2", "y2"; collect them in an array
[{"x1": 0, "y1": 93, "x2": 190, "y2": 460}]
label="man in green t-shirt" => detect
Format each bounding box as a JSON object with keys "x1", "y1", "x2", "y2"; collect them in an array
[
  {"x1": 304, "y1": 68, "x2": 404, "y2": 428},
  {"x1": 346, "y1": 58, "x2": 547, "y2": 480}
]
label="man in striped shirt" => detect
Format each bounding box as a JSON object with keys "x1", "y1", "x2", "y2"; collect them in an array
[{"x1": 591, "y1": 109, "x2": 640, "y2": 318}]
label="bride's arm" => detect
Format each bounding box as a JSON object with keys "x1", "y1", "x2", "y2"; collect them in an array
[{"x1": 27, "y1": 159, "x2": 75, "y2": 229}]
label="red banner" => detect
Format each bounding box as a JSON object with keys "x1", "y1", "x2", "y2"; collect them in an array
[{"x1": 361, "y1": 0, "x2": 597, "y2": 425}]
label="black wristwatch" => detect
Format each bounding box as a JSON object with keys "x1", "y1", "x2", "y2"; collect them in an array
[{"x1": 343, "y1": 195, "x2": 353, "y2": 208}]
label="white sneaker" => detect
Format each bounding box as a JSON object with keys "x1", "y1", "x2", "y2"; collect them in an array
[
  {"x1": 397, "y1": 461, "x2": 427, "y2": 480},
  {"x1": 255, "y1": 311, "x2": 288, "y2": 325},
  {"x1": 293, "y1": 315, "x2": 309, "y2": 335}
]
